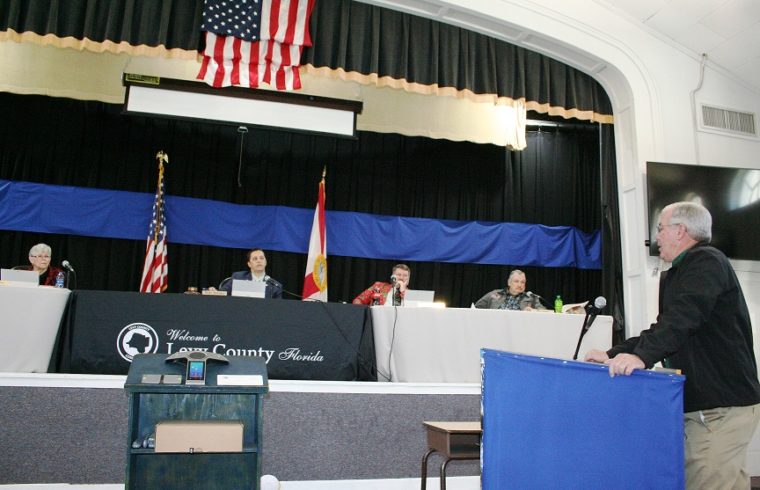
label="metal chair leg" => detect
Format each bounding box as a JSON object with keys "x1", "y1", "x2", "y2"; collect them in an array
[
  {"x1": 420, "y1": 448, "x2": 436, "y2": 490},
  {"x1": 440, "y1": 457, "x2": 454, "y2": 490}
]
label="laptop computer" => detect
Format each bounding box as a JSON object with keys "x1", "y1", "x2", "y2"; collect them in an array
[
  {"x1": 0, "y1": 268, "x2": 39, "y2": 286},
  {"x1": 231, "y1": 279, "x2": 266, "y2": 298},
  {"x1": 404, "y1": 289, "x2": 436, "y2": 307}
]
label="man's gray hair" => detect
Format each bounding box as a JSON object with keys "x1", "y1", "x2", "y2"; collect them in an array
[
  {"x1": 29, "y1": 243, "x2": 52, "y2": 257},
  {"x1": 508, "y1": 269, "x2": 525, "y2": 282},
  {"x1": 663, "y1": 201, "x2": 712, "y2": 242}
]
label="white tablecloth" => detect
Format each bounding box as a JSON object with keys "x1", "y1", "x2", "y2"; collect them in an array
[
  {"x1": 371, "y1": 306, "x2": 613, "y2": 383},
  {"x1": 0, "y1": 284, "x2": 70, "y2": 372}
]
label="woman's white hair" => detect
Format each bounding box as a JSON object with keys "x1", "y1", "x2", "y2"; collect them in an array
[
  {"x1": 663, "y1": 201, "x2": 712, "y2": 242},
  {"x1": 29, "y1": 243, "x2": 52, "y2": 257}
]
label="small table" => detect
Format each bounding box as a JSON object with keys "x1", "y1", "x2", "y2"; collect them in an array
[{"x1": 421, "y1": 421, "x2": 481, "y2": 490}]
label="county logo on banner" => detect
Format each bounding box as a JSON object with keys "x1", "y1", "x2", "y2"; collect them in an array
[
  {"x1": 302, "y1": 171, "x2": 327, "y2": 301},
  {"x1": 117, "y1": 323, "x2": 160, "y2": 362}
]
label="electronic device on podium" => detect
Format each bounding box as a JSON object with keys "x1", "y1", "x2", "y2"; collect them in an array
[
  {"x1": 164, "y1": 351, "x2": 231, "y2": 386},
  {"x1": 0, "y1": 268, "x2": 39, "y2": 286},
  {"x1": 231, "y1": 279, "x2": 266, "y2": 298}
]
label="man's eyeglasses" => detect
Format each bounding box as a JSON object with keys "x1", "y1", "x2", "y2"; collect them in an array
[
  {"x1": 30, "y1": 255, "x2": 51, "y2": 259},
  {"x1": 656, "y1": 223, "x2": 681, "y2": 233}
]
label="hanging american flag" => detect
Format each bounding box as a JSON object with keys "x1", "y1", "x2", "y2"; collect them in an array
[
  {"x1": 197, "y1": 0, "x2": 316, "y2": 91},
  {"x1": 302, "y1": 168, "x2": 327, "y2": 301},
  {"x1": 140, "y1": 151, "x2": 169, "y2": 293}
]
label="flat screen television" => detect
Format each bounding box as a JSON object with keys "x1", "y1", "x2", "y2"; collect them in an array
[{"x1": 646, "y1": 161, "x2": 760, "y2": 261}]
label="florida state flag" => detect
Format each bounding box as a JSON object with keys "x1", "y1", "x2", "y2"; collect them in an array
[{"x1": 302, "y1": 170, "x2": 327, "y2": 301}]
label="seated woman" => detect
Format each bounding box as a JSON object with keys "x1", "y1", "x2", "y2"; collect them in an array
[{"x1": 20, "y1": 243, "x2": 64, "y2": 286}]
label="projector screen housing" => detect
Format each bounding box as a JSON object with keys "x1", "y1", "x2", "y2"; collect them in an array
[{"x1": 123, "y1": 74, "x2": 362, "y2": 138}]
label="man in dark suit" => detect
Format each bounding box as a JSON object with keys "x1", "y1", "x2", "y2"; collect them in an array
[{"x1": 220, "y1": 248, "x2": 283, "y2": 299}]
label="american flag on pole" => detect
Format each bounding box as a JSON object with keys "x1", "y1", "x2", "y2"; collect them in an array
[
  {"x1": 302, "y1": 169, "x2": 327, "y2": 301},
  {"x1": 140, "y1": 152, "x2": 169, "y2": 293},
  {"x1": 197, "y1": 0, "x2": 316, "y2": 91}
]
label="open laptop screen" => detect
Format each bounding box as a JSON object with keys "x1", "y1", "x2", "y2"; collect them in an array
[
  {"x1": 231, "y1": 279, "x2": 266, "y2": 298},
  {"x1": 404, "y1": 289, "x2": 435, "y2": 307},
  {"x1": 0, "y1": 268, "x2": 39, "y2": 286}
]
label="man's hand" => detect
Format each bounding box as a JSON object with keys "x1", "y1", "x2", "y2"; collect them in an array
[
  {"x1": 604, "y1": 353, "x2": 644, "y2": 377},
  {"x1": 584, "y1": 349, "x2": 609, "y2": 364}
]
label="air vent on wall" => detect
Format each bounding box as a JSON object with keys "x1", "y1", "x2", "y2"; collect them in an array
[{"x1": 700, "y1": 104, "x2": 757, "y2": 138}]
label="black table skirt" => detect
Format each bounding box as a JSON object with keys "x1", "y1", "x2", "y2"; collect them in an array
[{"x1": 52, "y1": 290, "x2": 376, "y2": 381}]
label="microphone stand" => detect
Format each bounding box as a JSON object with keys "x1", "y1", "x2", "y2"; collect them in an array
[
  {"x1": 572, "y1": 311, "x2": 592, "y2": 360},
  {"x1": 64, "y1": 269, "x2": 77, "y2": 289}
]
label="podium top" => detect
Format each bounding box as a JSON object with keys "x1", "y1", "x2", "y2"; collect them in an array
[{"x1": 124, "y1": 353, "x2": 269, "y2": 394}]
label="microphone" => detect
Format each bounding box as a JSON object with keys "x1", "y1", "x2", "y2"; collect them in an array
[
  {"x1": 573, "y1": 295, "x2": 607, "y2": 360},
  {"x1": 263, "y1": 275, "x2": 276, "y2": 286},
  {"x1": 62, "y1": 260, "x2": 75, "y2": 272},
  {"x1": 390, "y1": 275, "x2": 400, "y2": 289},
  {"x1": 584, "y1": 296, "x2": 607, "y2": 330},
  {"x1": 526, "y1": 291, "x2": 549, "y2": 309}
]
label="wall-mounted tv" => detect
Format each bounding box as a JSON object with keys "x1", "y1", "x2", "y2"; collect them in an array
[{"x1": 646, "y1": 161, "x2": 760, "y2": 261}]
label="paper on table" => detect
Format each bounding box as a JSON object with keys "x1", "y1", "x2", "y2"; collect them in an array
[{"x1": 562, "y1": 301, "x2": 588, "y2": 314}]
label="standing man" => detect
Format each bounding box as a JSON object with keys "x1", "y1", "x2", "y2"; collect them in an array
[
  {"x1": 585, "y1": 201, "x2": 760, "y2": 488},
  {"x1": 220, "y1": 248, "x2": 283, "y2": 299},
  {"x1": 353, "y1": 264, "x2": 410, "y2": 306},
  {"x1": 474, "y1": 269, "x2": 546, "y2": 310}
]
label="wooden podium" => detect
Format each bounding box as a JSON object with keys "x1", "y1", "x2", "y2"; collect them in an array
[{"x1": 124, "y1": 354, "x2": 268, "y2": 489}]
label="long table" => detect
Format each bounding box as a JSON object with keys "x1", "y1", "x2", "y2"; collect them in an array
[
  {"x1": 371, "y1": 307, "x2": 612, "y2": 383},
  {"x1": 53, "y1": 290, "x2": 376, "y2": 381},
  {"x1": 0, "y1": 284, "x2": 71, "y2": 373}
]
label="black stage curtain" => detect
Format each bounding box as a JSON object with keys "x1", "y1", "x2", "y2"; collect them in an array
[
  {"x1": 1, "y1": 92, "x2": 605, "y2": 308},
  {"x1": 0, "y1": 0, "x2": 202, "y2": 52},
  {"x1": 1, "y1": 0, "x2": 612, "y2": 121},
  {"x1": 304, "y1": 0, "x2": 613, "y2": 121},
  {"x1": 600, "y1": 124, "x2": 626, "y2": 343}
]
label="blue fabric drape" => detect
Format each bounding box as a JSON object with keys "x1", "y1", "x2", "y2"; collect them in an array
[
  {"x1": 0, "y1": 179, "x2": 600, "y2": 268},
  {"x1": 481, "y1": 349, "x2": 685, "y2": 489}
]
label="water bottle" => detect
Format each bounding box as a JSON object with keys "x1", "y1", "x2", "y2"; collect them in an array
[
  {"x1": 55, "y1": 271, "x2": 65, "y2": 288},
  {"x1": 554, "y1": 295, "x2": 563, "y2": 313}
]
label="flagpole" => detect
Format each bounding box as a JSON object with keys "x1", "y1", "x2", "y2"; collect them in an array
[
  {"x1": 140, "y1": 151, "x2": 170, "y2": 293},
  {"x1": 154, "y1": 151, "x2": 168, "y2": 242}
]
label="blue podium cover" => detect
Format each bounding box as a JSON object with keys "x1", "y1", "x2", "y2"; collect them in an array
[{"x1": 481, "y1": 349, "x2": 685, "y2": 489}]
